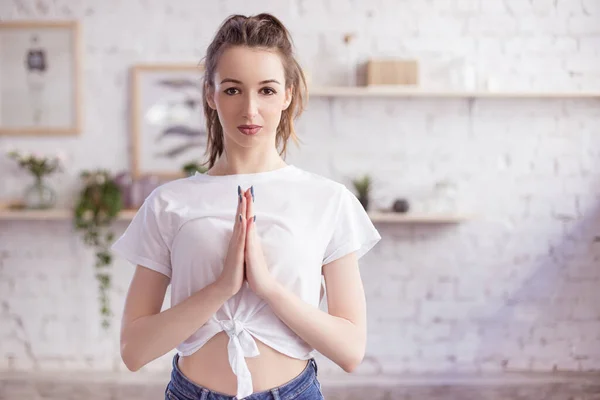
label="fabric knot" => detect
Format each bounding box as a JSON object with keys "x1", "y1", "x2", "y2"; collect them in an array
[
  {"x1": 220, "y1": 319, "x2": 244, "y2": 337},
  {"x1": 217, "y1": 318, "x2": 260, "y2": 399}
]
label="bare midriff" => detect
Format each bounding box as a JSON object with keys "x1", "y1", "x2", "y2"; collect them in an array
[{"x1": 177, "y1": 332, "x2": 309, "y2": 395}]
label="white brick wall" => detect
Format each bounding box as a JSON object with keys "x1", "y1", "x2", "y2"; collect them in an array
[{"x1": 1, "y1": 0, "x2": 599, "y2": 377}]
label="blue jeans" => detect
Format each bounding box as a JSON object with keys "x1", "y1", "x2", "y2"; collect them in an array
[{"x1": 166, "y1": 354, "x2": 325, "y2": 400}]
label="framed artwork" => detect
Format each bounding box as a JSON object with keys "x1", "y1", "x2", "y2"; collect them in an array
[
  {"x1": 130, "y1": 64, "x2": 207, "y2": 180},
  {"x1": 0, "y1": 21, "x2": 82, "y2": 135}
]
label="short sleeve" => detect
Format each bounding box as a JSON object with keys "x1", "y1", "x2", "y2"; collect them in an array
[
  {"x1": 322, "y1": 186, "x2": 382, "y2": 265},
  {"x1": 111, "y1": 197, "x2": 172, "y2": 278}
]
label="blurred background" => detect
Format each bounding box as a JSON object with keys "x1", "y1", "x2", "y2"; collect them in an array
[{"x1": 1, "y1": 1, "x2": 599, "y2": 399}]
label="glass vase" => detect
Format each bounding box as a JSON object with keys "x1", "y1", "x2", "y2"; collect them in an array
[{"x1": 24, "y1": 177, "x2": 56, "y2": 209}]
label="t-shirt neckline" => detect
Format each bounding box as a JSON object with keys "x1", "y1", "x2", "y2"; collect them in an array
[{"x1": 193, "y1": 164, "x2": 296, "y2": 181}]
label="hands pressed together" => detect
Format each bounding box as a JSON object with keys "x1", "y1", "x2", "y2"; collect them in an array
[{"x1": 216, "y1": 185, "x2": 278, "y2": 300}]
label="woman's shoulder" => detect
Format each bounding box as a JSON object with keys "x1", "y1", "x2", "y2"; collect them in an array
[
  {"x1": 289, "y1": 165, "x2": 343, "y2": 186},
  {"x1": 142, "y1": 175, "x2": 200, "y2": 208},
  {"x1": 289, "y1": 166, "x2": 348, "y2": 196}
]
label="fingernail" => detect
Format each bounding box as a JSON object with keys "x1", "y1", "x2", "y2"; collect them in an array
[
  {"x1": 253, "y1": 215, "x2": 256, "y2": 222},
  {"x1": 250, "y1": 186, "x2": 255, "y2": 202},
  {"x1": 238, "y1": 185, "x2": 242, "y2": 202},
  {"x1": 239, "y1": 214, "x2": 242, "y2": 222}
]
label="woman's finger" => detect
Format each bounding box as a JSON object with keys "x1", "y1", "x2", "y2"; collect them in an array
[
  {"x1": 235, "y1": 185, "x2": 246, "y2": 235},
  {"x1": 235, "y1": 185, "x2": 242, "y2": 232},
  {"x1": 239, "y1": 187, "x2": 247, "y2": 239},
  {"x1": 246, "y1": 186, "x2": 254, "y2": 222}
]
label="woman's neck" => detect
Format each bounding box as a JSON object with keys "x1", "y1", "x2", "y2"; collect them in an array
[{"x1": 207, "y1": 154, "x2": 288, "y2": 176}]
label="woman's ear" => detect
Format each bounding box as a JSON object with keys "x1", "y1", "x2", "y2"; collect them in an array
[
  {"x1": 206, "y1": 84, "x2": 217, "y2": 110},
  {"x1": 282, "y1": 86, "x2": 293, "y2": 110}
]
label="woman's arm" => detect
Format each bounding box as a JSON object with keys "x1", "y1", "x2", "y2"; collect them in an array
[
  {"x1": 120, "y1": 189, "x2": 250, "y2": 371},
  {"x1": 263, "y1": 252, "x2": 366, "y2": 372},
  {"x1": 120, "y1": 265, "x2": 232, "y2": 371}
]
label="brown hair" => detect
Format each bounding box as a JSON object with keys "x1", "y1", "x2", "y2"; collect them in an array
[{"x1": 200, "y1": 13, "x2": 308, "y2": 169}]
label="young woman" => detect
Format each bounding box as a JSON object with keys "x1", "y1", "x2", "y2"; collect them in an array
[{"x1": 112, "y1": 13, "x2": 381, "y2": 400}]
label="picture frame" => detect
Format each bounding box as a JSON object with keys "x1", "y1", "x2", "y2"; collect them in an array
[
  {"x1": 130, "y1": 64, "x2": 207, "y2": 180},
  {"x1": 0, "y1": 21, "x2": 82, "y2": 135}
]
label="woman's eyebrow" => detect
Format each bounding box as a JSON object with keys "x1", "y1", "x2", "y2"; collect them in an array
[
  {"x1": 259, "y1": 79, "x2": 281, "y2": 85},
  {"x1": 220, "y1": 78, "x2": 281, "y2": 85}
]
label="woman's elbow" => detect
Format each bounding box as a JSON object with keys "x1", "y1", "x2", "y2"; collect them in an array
[
  {"x1": 120, "y1": 340, "x2": 142, "y2": 372},
  {"x1": 340, "y1": 356, "x2": 362, "y2": 373},
  {"x1": 121, "y1": 352, "x2": 140, "y2": 372},
  {"x1": 123, "y1": 360, "x2": 140, "y2": 372},
  {"x1": 340, "y1": 348, "x2": 365, "y2": 373}
]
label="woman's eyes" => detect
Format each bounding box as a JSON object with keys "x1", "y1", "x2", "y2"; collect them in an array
[
  {"x1": 223, "y1": 87, "x2": 277, "y2": 96},
  {"x1": 261, "y1": 87, "x2": 276, "y2": 95}
]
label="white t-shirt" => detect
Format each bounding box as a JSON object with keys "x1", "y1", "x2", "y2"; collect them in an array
[{"x1": 111, "y1": 164, "x2": 381, "y2": 399}]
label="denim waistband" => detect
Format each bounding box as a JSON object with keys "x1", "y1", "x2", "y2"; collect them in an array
[{"x1": 169, "y1": 353, "x2": 318, "y2": 400}]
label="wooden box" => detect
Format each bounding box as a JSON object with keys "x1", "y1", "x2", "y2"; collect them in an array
[{"x1": 366, "y1": 59, "x2": 419, "y2": 86}]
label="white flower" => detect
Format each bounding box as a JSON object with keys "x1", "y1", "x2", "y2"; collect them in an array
[
  {"x1": 145, "y1": 99, "x2": 193, "y2": 126},
  {"x1": 56, "y1": 151, "x2": 68, "y2": 165},
  {"x1": 145, "y1": 103, "x2": 170, "y2": 125},
  {"x1": 83, "y1": 210, "x2": 93, "y2": 221},
  {"x1": 19, "y1": 151, "x2": 30, "y2": 162}
]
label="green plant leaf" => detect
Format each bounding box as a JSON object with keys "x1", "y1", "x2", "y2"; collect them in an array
[{"x1": 73, "y1": 169, "x2": 123, "y2": 331}]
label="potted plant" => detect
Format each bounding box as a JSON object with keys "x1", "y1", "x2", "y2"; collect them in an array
[
  {"x1": 182, "y1": 161, "x2": 208, "y2": 177},
  {"x1": 73, "y1": 169, "x2": 122, "y2": 330},
  {"x1": 6, "y1": 149, "x2": 65, "y2": 209},
  {"x1": 352, "y1": 174, "x2": 372, "y2": 211}
]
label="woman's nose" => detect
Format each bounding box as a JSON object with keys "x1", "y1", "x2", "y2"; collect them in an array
[{"x1": 242, "y1": 93, "x2": 259, "y2": 118}]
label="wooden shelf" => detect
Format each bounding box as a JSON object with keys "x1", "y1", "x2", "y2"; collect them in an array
[
  {"x1": 0, "y1": 209, "x2": 470, "y2": 224},
  {"x1": 309, "y1": 86, "x2": 600, "y2": 99},
  {"x1": 0, "y1": 209, "x2": 138, "y2": 221},
  {"x1": 368, "y1": 211, "x2": 471, "y2": 224}
]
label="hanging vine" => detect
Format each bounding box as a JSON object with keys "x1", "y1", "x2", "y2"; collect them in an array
[{"x1": 73, "y1": 169, "x2": 122, "y2": 330}]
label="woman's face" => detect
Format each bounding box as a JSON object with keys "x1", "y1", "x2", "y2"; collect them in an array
[{"x1": 207, "y1": 46, "x2": 292, "y2": 150}]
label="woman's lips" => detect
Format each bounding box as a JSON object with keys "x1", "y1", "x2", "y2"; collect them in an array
[{"x1": 238, "y1": 125, "x2": 262, "y2": 136}]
